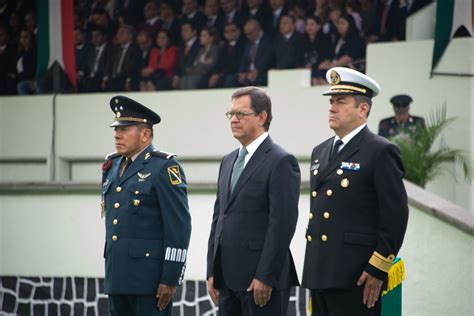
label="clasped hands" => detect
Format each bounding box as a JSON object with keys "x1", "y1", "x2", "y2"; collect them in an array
[{"x1": 207, "y1": 277, "x2": 272, "y2": 308}]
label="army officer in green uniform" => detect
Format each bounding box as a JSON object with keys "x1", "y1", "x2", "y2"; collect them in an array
[
  {"x1": 101, "y1": 95, "x2": 192, "y2": 316},
  {"x1": 378, "y1": 94, "x2": 425, "y2": 139}
]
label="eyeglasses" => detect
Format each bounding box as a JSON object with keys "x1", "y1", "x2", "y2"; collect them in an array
[{"x1": 225, "y1": 111, "x2": 257, "y2": 120}]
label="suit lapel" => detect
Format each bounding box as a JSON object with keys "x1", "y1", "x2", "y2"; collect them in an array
[
  {"x1": 314, "y1": 127, "x2": 368, "y2": 188},
  {"x1": 118, "y1": 145, "x2": 153, "y2": 185},
  {"x1": 224, "y1": 136, "x2": 273, "y2": 211}
]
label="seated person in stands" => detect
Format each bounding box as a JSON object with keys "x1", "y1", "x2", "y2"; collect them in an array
[
  {"x1": 238, "y1": 18, "x2": 274, "y2": 86},
  {"x1": 302, "y1": 15, "x2": 332, "y2": 86},
  {"x1": 135, "y1": 1, "x2": 161, "y2": 39},
  {"x1": 172, "y1": 20, "x2": 200, "y2": 89},
  {"x1": 15, "y1": 29, "x2": 36, "y2": 95},
  {"x1": 208, "y1": 22, "x2": 244, "y2": 88},
  {"x1": 140, "y1": 29, "x2": 178, "y2": 91},
  {"x1": 180, "y1": 26, "x2": 220, "y2": 89},
  {"x1": 273, "y1": 14, "x2": 304, "y2": 69},
  {"x1": 82, "y1": 27, "x2": 112, "y2": 92},
  {"x1": 102, "y1": 25, "x2": 141, "y2": 92},
  {"x1": 314, "y1": 14, "x2": 365, "y2": 84}
]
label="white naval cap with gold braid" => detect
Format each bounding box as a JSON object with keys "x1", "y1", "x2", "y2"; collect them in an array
[{"x1": 323, "y1": 67, "x2": 381, "y2": 98}]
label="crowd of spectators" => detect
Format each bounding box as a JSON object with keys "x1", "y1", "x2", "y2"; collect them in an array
[{"x1": 0, "y1": 0, "x2": 432, "y2": 95}]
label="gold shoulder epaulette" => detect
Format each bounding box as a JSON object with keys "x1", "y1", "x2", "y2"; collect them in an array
[
  {"x1": 105, "y1": 152, "x2": 120, "y2": 160},
  {"x1": 151, "y1": 150, "x2": 177, "y2": 160}
]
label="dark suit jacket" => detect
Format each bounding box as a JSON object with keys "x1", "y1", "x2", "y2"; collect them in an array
[
  {"x1": 105, "y1": 42, "x2": 141, "y2": 81},
  {"x1": 239, "y1": 33, "x2": 274, "y2": 85},
  {"x1": 273, "y1": 31, "x2": 305, "y2": 69},
  {"x1": 174, "y1": 38, "x2": 200, "y2": 77},
  {"x1": 102, "y1": 145, "x2": 191, "y2": 294},
  {"x1": 207, "y1": 136, "x2": 300, "y2": 291},
  {"x1": 83, "y1": 43, "x2": 113, "y2": 78},
  {"x1": 302, "y1": 126, "x2": 409, "y2": 289}
]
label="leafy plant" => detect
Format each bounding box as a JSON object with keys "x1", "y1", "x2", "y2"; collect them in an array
[{"x1": 392, "y1": 105, "x2": 471, "y2": 188}]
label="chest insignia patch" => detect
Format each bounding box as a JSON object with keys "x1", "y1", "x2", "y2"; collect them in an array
[
  {"x1": 168, "y1": 166, "x2": 182, "y2": 185},
  {"x1": 138, "y1": 172, "x2": 151, "y2": 181}
]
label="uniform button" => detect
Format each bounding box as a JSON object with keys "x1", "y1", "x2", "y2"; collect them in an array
[
  {"x1": 112, "y1": 219, "x2": 118, "y2": 225},
  {"x1": 116, "y1": 186, "x2": 122, "y2": 192},
  {"x1": 313, "y1": 169, "x2": 318, "y2": 176},
  {"x1": 309, "y1": 212, "x2": 313, "y2": 219},
  {"x1": 133, "y1": 199, "x2": 140, "y2": 207},
  {"x1": 323, "y1": 212, "x2": 330, "y2": 219},
  {"x1": 312, "y1": 191, "x2": 317, "y2": 198},
  {"x1": 145, "y1": 252, "x2": 150, "y2": 257},
  {"x1": 114, "y1": 202, "x2": 120, "y2": 208},
  {"x1": 135, "y1": 191, "x2": 139, "y2": 195},
  {"x1": 321, "y1": 234, "x2": 328, "y2": 242},
  {"x1": 337, "y1": 169, "x2": 343, "y2": 175},
  {"x1": 112, "y1": 235, "x2": 118, "y2": 241},
  {"x1": 307, "y1": 235, "x2": 313, "y2": 242},
  {"x1": 326, "y1": 189, "x2": 333, "y2": 196}
]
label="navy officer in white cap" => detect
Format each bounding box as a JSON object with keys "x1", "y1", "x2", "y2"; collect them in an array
[
  {"x1": 302, "y1": 67, "x2": 409, "y2": 315},
  {"x1": 101, "y1": 95, "x2": 191, "y2": 316}
]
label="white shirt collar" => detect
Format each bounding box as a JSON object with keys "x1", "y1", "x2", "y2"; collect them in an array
[
  {"x1": 250, "y1": 8, "x2": 258, "y2": 15},
  {"x1": 186, "y1": 36, "x2": 197, "y2": 47},
  {"x1": 333, "y1": 123, "x2": 366, "y2": 150},
  {"x1": 284, "y1": 31, "x2": 293, "y2": 40},
  {"x1": 187, "y1": 10, "x2": 197, "y2": 19},
  {"x1": 130, "y1": 145, "x2": 149, "y2": 161},
  {"x1": 147, "y1": 16, "x2": 159, "y2": 25},
  {"x1": 240, "y1": 132, "x2": 269, "y2": 166},
  {"x1": 273, "y1": 7, "x2": 283, "y2": 16}
]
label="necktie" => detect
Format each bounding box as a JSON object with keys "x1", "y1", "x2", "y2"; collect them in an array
[
  {"x1": 249, "y1": 42, "x2": 257, "y2": 70},
  {"x1": 119, "y1": 158, "x2": 131, "y2": 177},
  {"x1": 330, "y1": 139, "x2": 343, "y2": 161},
  {"x1": 230, "y1": 147, "x2": 248, "y2": 191},
  {"x1": 116, "y1": 46, "x2": 127, "y2": 75}
]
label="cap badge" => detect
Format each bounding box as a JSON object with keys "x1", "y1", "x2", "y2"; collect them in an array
[{"x1": 330, "y1": 70, "x2": 341, "y2": 85}]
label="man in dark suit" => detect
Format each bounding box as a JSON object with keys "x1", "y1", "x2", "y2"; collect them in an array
[
  {"x1": 238, "y1": 19, "x2": 274, "y2": 86},
  {"x1": 181, "y1": 0, "x2": 207, "y2": 31},
  {"x1": 103, "y1": 25, "x2": 141, "y2": 92},
  {"x1": 302, "y1": 67, "x2": 409, "y2": 316},
  {"x1": 172, "y1": 20, "x2": 200, "y2": 89},
  {"x1": 102, "y1": 95, "x2": 192, "y2": 316},
  {"x1": 0, "y1": 25, "x2": 17, "y2": 95},
  {"x1": 207, "y1": 86, "x2": 300, "y2": 316},
  {"x1": 273, "y1": 14, "x2": 304, "y2": 69},
  {"x1": 220, "y1": 0, "x2": 246, "y2": 30},
  {"x1": 82, "y1": 27, "x2": 112, "y2": 92},
  {"x1": 208, "y1": 22, "x2": 244, "y2": 88}
]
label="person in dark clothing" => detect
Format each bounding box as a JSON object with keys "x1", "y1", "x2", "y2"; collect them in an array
[
  {"x1": 273, "y1": 14, "x2": 304, "y2": 69},
  {"x1": 315, "y1": 14, "x2": 366, "y2": 84},
  {"x1": 208, "y1": 22, "x2": 244, "y2": 88},
  {"x1": 75, "y1": 27, "x2": 93, "y2": 91},
  {"x1": 172, "y1": 20, "x2": 200, "y2": 89},
  {"x1": 82, "y1": 27, "x2": 112, "y2": 92},
  {"x1": 0, "y1": 25, "x2": 17, "y2": 95},
  {"x1": 302, "y1": 15, "x2": 332, "y2": 86},
  {"x1": 15, "y1": 28, "x2": 36, "y2": 95},
  {"x1": 242, "y1": 0, "x2": 273, "y2": 34}
]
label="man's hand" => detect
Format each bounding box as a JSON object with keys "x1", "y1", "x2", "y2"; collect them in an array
[
  {"x1": 247, "y1": 279, "x2": 272, "y2": 307},
  {"x1": 156, "y1": 284, "x2": 177, "y2": 311},
  {"x1": 207, "y1": 276, "x2": 219, "y2": 305},
  {"x1": 357, "y1": 271, "x2": 383, "y2": 308}
]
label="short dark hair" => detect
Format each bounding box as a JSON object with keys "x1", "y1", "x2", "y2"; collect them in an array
[
  {"x1": 181, "y1": 19, "x2": 196, "y2": 31},
  {"x1": 353, "y1": 95, "x2": 372, "y2": 117},
  {"x1": 231, "y1": 86, "x2": 272, "y2": 130}
]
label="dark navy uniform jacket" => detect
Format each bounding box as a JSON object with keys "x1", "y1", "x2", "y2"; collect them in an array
[
  {"x1": 101, "y1": 144, "x2": 191, "y2": 295},
  {"x1": 302, "y1": 127, "x2": 409, "y2": 289}
]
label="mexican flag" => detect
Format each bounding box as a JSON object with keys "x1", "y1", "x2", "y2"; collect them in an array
[
  {"x1": 432, "y1": 0, "x2": 473, "y2": 71},
  {"x1": 36, "y1": 0, "x2": 76, "y2": 89}
]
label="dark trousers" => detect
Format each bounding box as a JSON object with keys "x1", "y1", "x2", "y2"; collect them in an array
[
  {"x1": 311, "y1": 288, "x2": 381, "y2": 316},
  {"x1": 218, "y1": 286, "x2": 290, "y2": 316},
  {"x1": 108, "y1": 294, "x2": 172, "y2": 316}
]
